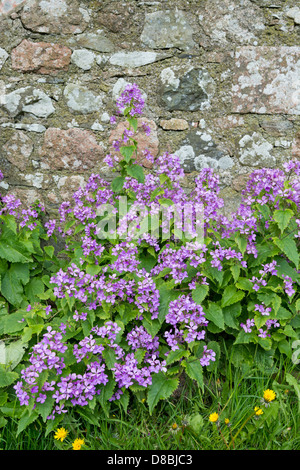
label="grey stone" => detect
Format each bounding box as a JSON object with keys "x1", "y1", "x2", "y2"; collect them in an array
[
  {"x1": 176, "y1": 130, "x2": 231, "y2": 172},
  {"x1": 141, "y1": 10, "x2": 195, "y2": 50},
  {"x1": 71, "y1": 49, "x2": 95, "y2": 70},
  {"x1": 109, "y1": 51, "x2": 159, "y2": 68},
  {"x1": 286, "y1": 7, "x2": 300, "y2": 25},
  {"x1": 198, "y1": 0, "x2": 265, "y2": 48},
  {"x1": 63, "y1": 83, "x2": 103, "y2": 114},
  {"x1": 159, "y1": 68, "x2": 215, "y2": 111},
  {"x1": 238, "y1": 132, "x2": 276, "y2": 167},
  {"x1": 0, "y1": 48, "x2": 8, "y2": 70},
  {"x1": 259, "y1": 118, "x2": 294, "y2": 135},
  {"x1": 2, "y1": 87, "x2": 55, "y2": 118},
  {"x1": 68, "y1": 30, "x2": 115, "y2": 53}
]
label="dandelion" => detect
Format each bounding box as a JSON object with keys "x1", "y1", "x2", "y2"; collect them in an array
[
  {"x1": 254, "y1": 406, "x2": 264, "y2": 416},
  {"x1": 209, "y1": 412, "x2": 219, "y2": 423},
  {"x1": 224, "y1": 418, "x2": 230, "y2": 425},
  {"x1": 54, "y1": 427, "x2": 68, "y2": 442},
  {"x1": 72, "y1": 438, "x2": 85, "y2": 450},
  {"x1": 263, "y1": 389, "x2": 276, "y2": 403}
]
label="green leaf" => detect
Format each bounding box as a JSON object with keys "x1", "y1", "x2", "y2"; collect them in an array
[
  {"x1": 44, "y1": 245, "x2": 55, "y2": 258},
  {"x1": 165, "y1": 347, "x2": 189, "y2": 366},
  {"x1": 273, "y1": 236, "x2": 299, "y2": 268},
  {"x1": 111, "y1": 176, "x2": 125, "y2": 193},
  {"x1": 273, "y1": 209, "x2": 293, "y2": 233},
  {"x1": 230, "y1": 265, "x2": 240, "y2": 282},
  {"x1": 0, "y1": 366, "x2": 18, "y2": 387},
  {"x1": 192, "y1": 285, "x2": 209, "y2": 305},
  {"x1": 157, "y1": 283, "x2": 179, "y2": 323},
  {"x1": 127, "y1": 117, "x2": 138, "y2": 132},
  {"x1": 1, "y1": 215, "x2": 17, "y2": 234},
  {"x1": 223, "y1": 303, "x2": 241, "y2": 330},
  {"x1": 221, "y1": 285, "x2": 245, "y2": 308},
  {"x1": 35, "y1": 395, "x2": 55, "y2": 423},
  {"x1": 147, "y1": 372, "x2": 179, "y2": 415},
  {"x1": 0, "y1": 238, "x2": 32, "y2": 263},
  {"x1": 16, "y1": 410, "x2": 39, "y2": 436},
  {"x1": 205, "y1": 303, "x2": 224, "y2": 330},
  {"x1": 234, "y1": 234, "x2": 247, "y2": 255},
  {"x1": 3, "y1": 312, "x2": 26, "y2": 334},
  {"x1": 286, "y1": 373, "x2": 300, "y2": 413},
  {"x1": 102, "y1": 348, "x2": 117, "y2": 370},
  {"x1": 184, "y1": 358, "x2": 204, "y2": 390},
  {"x1": 235, "y1": 277, "x2": 254, "y2": 291},
  {"x1": 127, "y1": 164, "x2": 145, "y2": 183},
  {"x1": 1, "y1": 263, "x2": 30, "y2": 307},
  {"x1": 0, "y1": 339, "x2": 27, "y2": 369},
  {"x1": 120, "y1": 144, "x2": 136, "y2": 161},
  {"x1": 25, "y1": 277, "x2": 45, "y2": 304}
]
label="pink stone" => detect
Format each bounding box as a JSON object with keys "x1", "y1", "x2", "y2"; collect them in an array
[
  {"x1": 11, "y1": 39, "x2": 72, "y2": 74},
  {"x1": 109, "y1": 118, "x2": 159, "y2": 168},
  {"x1": 292, "y1": 132, "x2": 300, "y2": 158},
  {"x1": 40, "y1": 128, "x2": 105, "y2": 172},
  {"x1": 232, "y1": 46, "x2": 300, "y2": 115}
]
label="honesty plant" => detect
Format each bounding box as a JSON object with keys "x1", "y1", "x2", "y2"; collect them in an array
[{"x1": 0, "y1": 83, "x2": 299, "y2": 434}]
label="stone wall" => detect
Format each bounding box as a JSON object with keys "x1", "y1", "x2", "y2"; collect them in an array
[{"x1": 0, "y1": 0, "x2": 300, "y2": 216}]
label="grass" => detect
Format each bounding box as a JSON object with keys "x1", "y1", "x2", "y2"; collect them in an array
[{"x1": 1, "y1": 354, "x2": 300, "y2": 451}]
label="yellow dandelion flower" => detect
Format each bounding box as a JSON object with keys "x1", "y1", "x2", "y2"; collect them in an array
[
  {"x1": 263, "y1": 389, "x2": 276, "y2": 403},
  {"x1": 172, "y1": 423, "x2": 178, "y2": 430},
  {"x1": 72, "y1": 438, "x2": 85, "y2": 450},
  {"x1": 54, "y1": 427, "x2": 68, "y2": 442},
  {"x1": 254, "y1": 406, "x2": 263, "y2": 416},
  {"x1": 209, "y1": 412, "x2": 219, "y2": 423},
  {"x1": 224, "y1": 418, "x2": 230, "y2": 425}
]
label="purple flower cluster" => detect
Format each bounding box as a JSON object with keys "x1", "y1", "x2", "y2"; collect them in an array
[
  {"x1": 115, "y1": 83, "x2": 145, "y2": 117},
  {"x1": 165, "y1": 295, "x2": 209, "y2": 351}
]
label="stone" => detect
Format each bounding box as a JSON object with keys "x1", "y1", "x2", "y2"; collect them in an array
[
  {"x1": 71, "y1": 49, "x2": 95, "y2": 70},
  {"x1": 159, "y1": 68, "x2": 215, "y2": 111},
  {"x1": 259, "y1": 118, "x2": 294, "y2": 135},
  {"x1": 23, "y1": 172, "x2": 49, "y2": 189},
  {"x1": 96, "y1": 9, "x2": 133, "y2": 34},
  {"x1": 2, "y1": 86, "x2": 55, "y2": 118},
  {"x1": 68, "y1": 30, "x2": 115, "y2": 53},
  {"x1": 176, "y1": 130, "x2": 232, "y2": 172},
  {"x1": 11, "y1": 39, "x2": 72, "y2": 74},
  {"x1": 160, "y1": 119, "x2": 189, "y2": 131},
  {"x1": 109, "y1": 119, "x2": 159, "y2": 168},
  {"x1": 3, "y1": 131, "x2": 33, "y2": 171},
  {"x1": 0, "y1": 47, "x2": 8, "y2": 70},
  {"x1": 141, "y1": 10, "x2": 195, "y2": 51},
  {"x1": 0, "y1": 0, "x2": 26, "y2": 15},
  {"x1": 232, "y1": 174, "x2": 250, "y2": 192},
  {"x1": 292, "y1": 132, "x2": 300, "y2": 158},
  {"x1": 54, "y1": 174, "x2": 85, "y2": 200},
  {"x1": 20, "y1": 0, "x2": 89, "y2": 34},
  {"x1": 232, "y1": 46, "x2": 300, "y2": 115},
  {"x1": 63, "y1": 83, "x2": 103, "y2": 114},
  {"x1": 286, "y1": 7, "x2": 300, "y2": 25},
  {"x1": 198, "y1": 0, "x2": 265, "y2": 48},
  {"x1": 109, "y1": 51, "x2": 159, "y2": 68},
  {"x1": 213, "y1": 115, "x2": 245, "y2": 130},
  {"x1": 238, "y1": 132, "x2": 276, "y2": 167},
  {"x1": 10, "y1": 187, "x2": 42, "y2": 207},
  {"x1": 40, "y1": 128, "x2": 105, "y2": 172}
]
